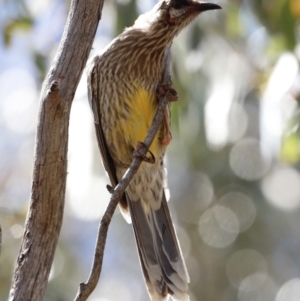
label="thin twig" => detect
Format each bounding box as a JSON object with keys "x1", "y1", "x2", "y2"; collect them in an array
[{"x1": 74, "y1": 46, "x2": 172, "y2": 301}]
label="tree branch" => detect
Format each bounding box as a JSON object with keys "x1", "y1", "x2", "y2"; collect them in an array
[
  {"x1": 8, "y1": 1, "x2": 104, "y2": 300},
  {"x1": 74, "y1": 47, "x2": 172, "y2": 301}
]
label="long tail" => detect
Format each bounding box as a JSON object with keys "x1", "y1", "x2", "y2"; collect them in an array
[{"x1": 127, "y1": 192, "x2": 189, "y2": 301}]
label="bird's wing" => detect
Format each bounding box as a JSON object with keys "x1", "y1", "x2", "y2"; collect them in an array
[{"x1": 87, "y1": 58, "x2": 128, "y2": 212}]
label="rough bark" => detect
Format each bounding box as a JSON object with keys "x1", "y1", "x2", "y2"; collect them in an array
[{"x1": 9, "y1": 0, "x2": 104, "y2": 300}]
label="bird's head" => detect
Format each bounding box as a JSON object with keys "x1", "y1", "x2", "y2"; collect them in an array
[
  {"x1": 128, "y1": 0, "x2": 220, "y2": 55},
  {"x1": 161, "y1": 0, "x2": 221, "y2": 28},
  {"x1": 133, "y1": 1, "x2": 220, "y2": 39}
]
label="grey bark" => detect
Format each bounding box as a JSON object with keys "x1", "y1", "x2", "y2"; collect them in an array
[{"x1": 9, "y1": 0, "x2": 104, "y2": 300}]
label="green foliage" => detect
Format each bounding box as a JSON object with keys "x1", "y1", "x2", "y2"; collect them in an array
[
  {"x1": 3, "y1": 17, "x2": 33, "y2": 46},
  {"x1": 115, "y1": 0, "x2": 138, "y2": 35},
  {"x1": 281, "y1": 109, "x2": 300, "y2": 163},
  {"x1": 252, "y1": 0, "x2": 299, "y2": 49}
]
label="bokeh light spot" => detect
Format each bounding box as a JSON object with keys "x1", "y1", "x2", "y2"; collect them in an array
[
  {"x1": 226, "y1": 249, "x2": 268, "y2": 289},
  {"x1": 10, "y1": 224, "x2": 23, "y2": 239},
  {"x1": 67, "y1": 176, "x2": 111, "y2": 221},
  {"x1": 0, "y1": 68, "x2": 38, "y2": 134},
  {"x1": 239, "y1": 273, "x2": 268, "y2": 292},
  {"x1": 275, "y1": 278, "x2": 300, "y2": 301},
  {"x1": 205, "y1": 76, "x2": 234, "y2": 148},
  {"x1": 218, "y1": 192, "x2": 256, "y2": 232},
  {"x1": 261, "y1": 166, "x2": 300, "y2": 211},
  {"x1": 180, "y1": 172, "x2": 214, "y2": 223},
  {"x1": 238, "y1": 274, "x2": 277, "y2": 301},
  {"x1": 228, "y1": 103, "x2": 248, "y2": 143},
  {"x1": 230, "y1": 138, "x2": 271, "y2": 180},
  {"x1": 198, "y1": 206, "x2": 239, "y2": 248}
]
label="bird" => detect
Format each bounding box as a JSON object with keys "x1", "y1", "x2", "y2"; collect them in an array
[{"x1": 87, "y1": 1, "x2": 221, "y2": 300}]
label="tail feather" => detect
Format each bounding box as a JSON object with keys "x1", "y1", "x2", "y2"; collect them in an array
[
  {"x1": 151, "y1": 197, "x2": 189, "y2": 282},
  {"x1": 127, "y1": 192, "x2": 189, "y2": 301}
]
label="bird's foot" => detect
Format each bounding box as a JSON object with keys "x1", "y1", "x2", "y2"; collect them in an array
[
  {"x1": 106, "y1": 185, "x2": 114, "y2": 194},
  {"x1": 133, "y1": 141, "x2": 156, "y2": 164},
  {"x1": 156, "y1": 83, "x2": 178, "y2": 102}
]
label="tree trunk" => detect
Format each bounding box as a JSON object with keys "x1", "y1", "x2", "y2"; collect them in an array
[{"x1": 9, "y1": 0, "x2": 104, "y2": 300}]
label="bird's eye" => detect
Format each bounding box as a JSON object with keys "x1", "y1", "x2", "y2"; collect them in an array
[{"x1": 172, "y1": 0, "x2": 189, "y2": 9}]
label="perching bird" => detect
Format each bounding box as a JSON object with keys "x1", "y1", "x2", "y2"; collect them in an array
[{"x1": 87, "y1": 1, "x2": 220, "y2": 300}]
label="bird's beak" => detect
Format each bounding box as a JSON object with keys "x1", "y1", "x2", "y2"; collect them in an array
[{"x1": 193, "y1": 2, "x2": 222, "y2": 12}]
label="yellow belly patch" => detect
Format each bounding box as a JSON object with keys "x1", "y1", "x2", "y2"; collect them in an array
[{"x1": 123, "y1": 87, "x2": 160, "y2": 156}]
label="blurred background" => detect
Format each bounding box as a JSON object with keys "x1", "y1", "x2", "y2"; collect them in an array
[{"x1": 1, "y1": 0, "x2": 300, "y2": 300}]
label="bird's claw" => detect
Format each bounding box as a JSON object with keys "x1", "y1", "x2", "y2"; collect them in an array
[
  {"x1": 156, "y1": 83, "x2": 178, "y2": 102},
  {"x1": 106, "y1": 184, "x2": 114, "y2": 194},
  {"x1": 133, "y1": 141, "x2": 156, "y2": 164}
]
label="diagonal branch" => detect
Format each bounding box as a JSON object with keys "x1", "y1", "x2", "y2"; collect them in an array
[{"x1": 74, "y1": 47, "x2": 172, "y2": 301}]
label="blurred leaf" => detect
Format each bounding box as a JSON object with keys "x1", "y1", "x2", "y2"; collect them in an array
[
  {"x1": 264, "y1": 34, "x2": 287, "y2": 63},
  {"x1": 281, "y1": 132, "x2": 300, "y2": 164},
  {"x1": 115, "y1": 0, "x2": 138, "y2": 35},
  {"x1": 226, "y1": 4, "x2": 243, "y2": 39},
  {"x1": 251, "y1": 0, "x2": 298, "y2": 49},
  {"x1": 33, "y1": 52, "x2": 48, "y2": 83},
  {"x1": 280, "y1": 0, "x2": 297, "y2": 49},
  {"x1": 290, "y1": 0, "x2": 300, "y2": 17},
  {"x1": 281, "y1": 108, "x2": 300, "y2": 164},
  {"x1": 3, "y1": 17, "x2": 33, "y2": 46}
]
